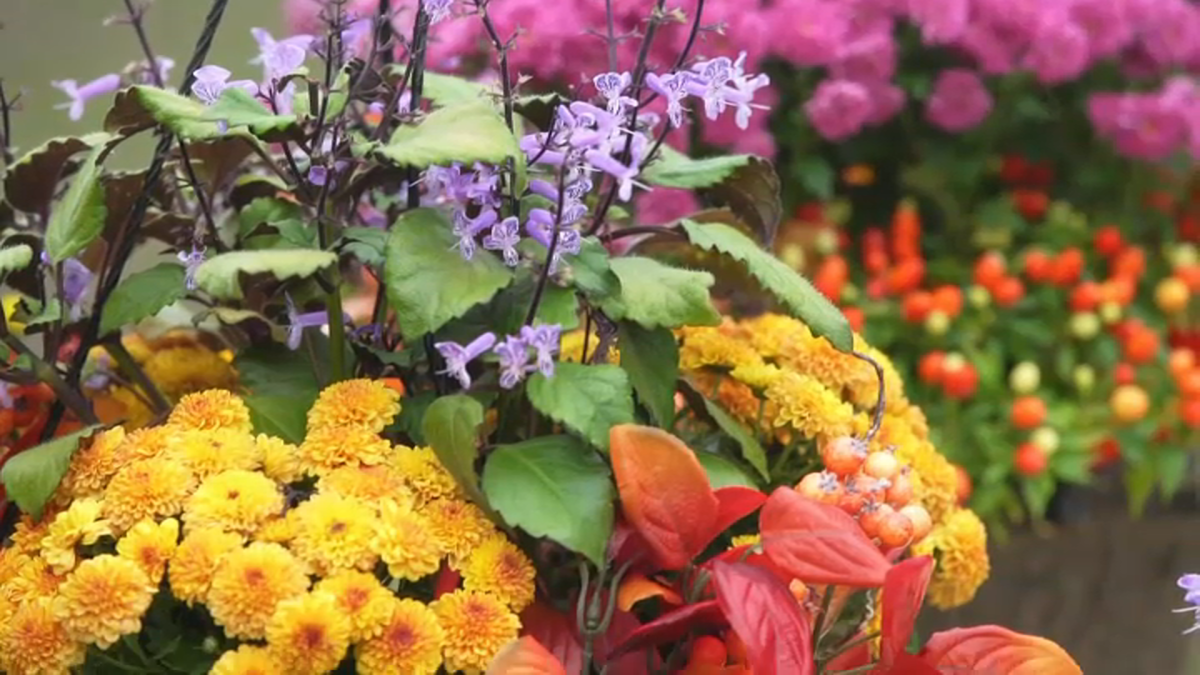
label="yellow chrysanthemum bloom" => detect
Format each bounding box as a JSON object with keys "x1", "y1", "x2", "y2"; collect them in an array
[
  {"x1": 371, "y1": 498, "x2": 442, "y2": 581},
  {"x1": 116, "y1": 517, "x2": 179, "y2": 582},
  {"x1": 183, "y1": 469, "x2": 284, "y2": 535},
  {"x1": 678, "y1": 325, "x2": 763, "y2": 371},
  {"x1": 459, "y1": 534, "x2": 536, "y2": 611},
  {"x1": 258, "y1": 434, "x2": 302, "y2": 484},
  {"x1": 0, "y1": 548, "x2": 28, "y2": 587},
  {"x1": 1, "y1": 557, "x2": 66, "y2": 606},
  {"x1": 167, "y1": 389, "x2": 253, "y2": 433},
  {"x1": 729, "y1": 361, "x2": 785, "y2": 389},
  {"x1": 432, "y1": 589, "x2": 521, "y2": 672},
  {"x1": 763, "y1": 371, "x2": 855, "y2": 440},
  {"x1": 163, "y1": 428, "x2": 260, "y2": 479},
  {"x1": 318, "y1": 464, "x2": 412, "y2": 505},
  {"x1": 873, "y1": 414, "x2": 958, "y2": 525},
  {"x1": 143, "y1": 346, "x2": 238, "y2": 399},
  {"x1": 289, "y1": 493, "x2": 378, "y2": 575},
  {"x1": 0, "y1": 597, "x2": 87, "y2": 675},
  {"x1": 729, "y1": 533, "x2": 761, "y2": 549},
  {"x1": 40, "y1": 498, "x2": 113, "y2": 574},
  {"x1": 297, "y1": 425, "x2": 392, "y2": 476},
  {"x1": 391, "y1": 446, "x2": 460, "y2": 505},
  {"x1": 255, "y1": 514, "x2": 296, "y2": 544},
  {"x1": 54, "y1": 555, "x2": 157, "y2": 648},
  {"x1": 102, "y1": 386, "x2": 157, "y2": 430},
  {"x1": 60, "y1": 427, "x2": 127, "y2": 499},
  {"x1": 314, "y1": 570, "x2": 395, "y2": 642},
  {"x1": 911, "y1": 508, "x2": 990, "y2": 609},
  {"x1": 9, "y1": 516, "x2": 52, "y2": 555},
  {"x1": 168, "y1": 528, "x2": 244, "y2": 606},
  {"x1": 103, "y1": 457, "x2": 197, "y2": 532},
  {"x1": 206, "y1": 542, "x2": 310, "y2": 640},
  {"x1": 356, "y1": 598, "x2": 445, "y2": 675},
  {"x1": 266, "y1": 591, "x2": 352, "y2": 675},
  {"x1": 209, "y1": 644, "x2": 282, "y2": 675},
  {"x1": 119, "y1": 425, "x2": 179, "y2": 461},
  {"x1": 739, "y1": 314, "x2": 807, "y2": 358},
  {"x1": 559, "y1": 327, "x2": 619, "y2": 364},
  {"x1": 425, "y1": 498, "x2": 495, "y2": 563},
  {"x1": 307, "y1": 379, "x2": 401, "y2": 434}
]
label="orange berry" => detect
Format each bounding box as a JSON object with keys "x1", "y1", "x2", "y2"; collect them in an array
[
  {"x1": 1114, "y1": 362, "x2": 1137, "y2": 386},
  {"x1": 1070, "y1": 281, "x2": 1103, "y2": 312},
  {"x1": 903, "y1": 291, "x2": 935, "y2": 323},
  {"x1": 1180, "y1": 369, "x2": 1200, "y2": 398},
  {"x1": 886, "y1": 258, "x2": 926, "y2": 295},
  {"x1": 1110, "y1": 384, "x2": 1150, "y2": 423},
  {"x1": 974, "y1": 252, "x2": 1007, "y2": 289},
  {"x1": 931, "y1": 285, "x2": 964, "y2": 318},
  {"x1": 1010, "y1": 395, "x2": 1047, "y2": 430},
  {"x1": 1102, "y1": 277, "x2": 1136, "y2": 306},
  {"x1": 1092, "y1": 438, "x2": 1122, "y2": 467},
  {"x1": 1176, "y1": 265, "x2": 1200, "y2": 292},
  {"x1": 1014, "y1": 442, "x2": 1048, "y2": 476},
  {"x1": 877, "y1": 511, "x2": 915, "y2": 549},
  {"x1": 1012, "y1": 189, "x2": 1049, "y2": 221},
  {"x1": 1156, "y1": 277, "x2": 1191, "y2": 314},
  {"x1": 837, "y1": 488, "x2": 869, "y2": 516},
  {"x1": 821, "y1": 436, "x2": 868, "y2": 476},
  {"x1": 862, "y1": 452, "x2": 900, "y2": 480},
  {"x1": 954, "y1": 464, "x2": 972, "y2": 504},
  {"x1": 858, "y1": 503, "x2": 894, "y2": 539},
  {"x1": 1093, "y1": 225, "x2": 1125, "y2": 257},
  {"x1": 918, "y1": 351, "x2": 946, "y2": 386},
  {"x1": 1123, "y1": 329, "x2": 1159, "y2": 365},
  {"x1": 1170, "y1": 349, "x2": 1196, "y2": 380},
  {"x1": 1052, "y1": 248, "x2": 1085, "y2": 286},
  {"x1": 899, "y1": 505, "x2": 932, "y2": 542},
  {"x1": 1023, "y1": 249, "x2": 1053, "y2": 283},
  {"x1": 796, "y1": 472, "x2": 827, "y2": 501},
  {"x1": 1110, "y1": 246, "x2": 1146, "y2": 280},
  {"x1": 842, "y1": 306, "x2": 865, "y2": 332},
  {"x1": 942, "y1": 361, "x2": 979, "y2": 399},
  {"x1": 992, "y1": 276, "x2": 1025, "y2": 307},
  {"x1": 884, "y1": 473, "x2": 913, "y2": 507},
  {"x1": 1181, "y1": 398, "x2": 1200, "y2": 428},
  {"x1": 846, "y1": 473, "x2": 885, "y2": 499},
  {"x1": 690, "y1": 636, "x2": 728, "y2": 666}
]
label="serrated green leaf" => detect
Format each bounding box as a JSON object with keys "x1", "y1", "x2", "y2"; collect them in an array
[
  {"x1": 13, "y1": 298, "x2": 62, "y2": 328},
  {"x1": 424, "y1": 71, "x2": 489, "y2": 105},
  {"x1": 235, "y1": 346, "x2": 321, "y2": 395},
  {"x1": 700, "y1": 397, "x2": 769, "y2": 480},
  {"x1": 681, "y1": 219, "x2": 852, "y2": 351},
  {"x1": 245, "y1": 393, "x2": 314, "y2": 444},
  {"x1": 1158, "y1": 448, "x2": 1189, "y2": 501},
  {"x1": 384, "y1": 208, "x2": 513, "y2": 337},
  {"x1": 125, "y1": 86, "x2": 225, "y2": 140},
  {"x1": 100, "y1": 263, "x2": 187, "y2": 335},
  {"x1": 1020, "y1": 472, "x2": 1056, "y2": 520},
  {"x1": 377, "y1": 100, "x2": 521, "y2": 170},
  {"x1": 0, "y1": 244, "x2": 34, "y2": 278},
  {"x1": 202, "y1": 87, "x2": 299, "y2": 140},
  {"x1": 1126, "y1": 460, "x2": 1156, "y2": 519},
  {"x1": 193, "y1": 249, "x2": 338, "y2": 300},
  {"x1": 617, "y1": 322, "x2": 678, "y2": 427},
  {"x1": 568, "y1": 237, "x2": 621, "y2": 301},
  {"x1": 526, "y1": 362, "x2": 635, "y2": 451},
  {"x1": 482, "y1": 436, "x2": 614, "y2": 566},
  {"x1": 422, "y1": 394, "x2": 491, "y2": 510},
  {"x1": 4, "y1": 133, "x2": 111, "y2": 212},
  {"x1": 700, "y1": 157, "x2": 782, "y2": 244},
  {"x1": 695, "y1": 451, "x2": 759, "y2": 489},
  {"x1": 643, "y1": 145, "x2": 754, "y2": 189},
  {"x1": 340, "y1": 227, "x2": 388, "y2": 266},
  {"x1": 1, "y1": 425, "x2": 101, "y2": 519},
  {"x1": 45, "y1": 144, "x2": 108, "y2": 263},
  {"x1": 598, "y1": 257, "x2": 720, "y2": 329}
]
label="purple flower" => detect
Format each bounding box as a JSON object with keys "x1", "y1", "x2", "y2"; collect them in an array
[
  {"x1": 493, "y1": 335, "x2": 530, "y2": 389},
  {"x1": 520, "y1": 324, "x2": 561, "y2": 378},
  {"x1": 452, "y1": 207, "x2": 499, "y2": 261},
  {"x1": 925, "y1": 69, "x2": 993, "y2": 133},
  {"x1": 52, "y1": 74, "x2": 122, "y2": 121},
  {"x1": 725, "y1": 53, "x2": 771, "y2": 130},
  {"x1": 593, "y1": 71, "x2": 637, "y2": 115},
  {"x1": 62, "y1": 258, "x2": 93, "y2": 320},
  {"x1": 1023, "y1": 15, "x2": 1091, "y2": 85},
  {"x1": 191, "y1": 65, "x2": 259, "y2": 105},
  {"x1": 907, "y1": 0, "x2": 970, "y2": 45},
  {"x1": 285, "y1": 294, "x2": 330, "y2": 350},
  {"x1": 645, "y1": 72, "x2": 690, "y2": 129},
  {"x1": 0, "y1": 383, "x2": 12, "y2": 409},
  {"x1": 483, "y1": 217, "x2": 522, "y2": 267},
  {"x1": 133, "y1": 56, "x2": 176, "y2": 86},
  {"x1": 524, "y1": 210, "x2": 581, "y2": 274},
  {"x1": 83, "y1": 355, "x2": 113, "y2": 392},
  {"x1": 251, "y1": 28, "x2": 314, "y2": 81},
  {"x1": 435, "y1": 332, "x2": 497, "y2": 389},
  {"x1": 424, "y1": 0, "x2": 457, "y2": 25},
  {"x1": 178, "y1": 247, "x2": 206, "y2": 291},
  {"x1": 805, "y1": 79, "x2": 872, "y2": 141},
  {"x1": 1176, "y1": 574, "x2": 1200, "y2": 634}
]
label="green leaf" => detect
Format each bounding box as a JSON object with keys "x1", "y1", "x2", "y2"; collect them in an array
[
  {"x1": 793, "y1": 156, "x2": 835, "y2": 200},
  {"x1": 193, "y1": 249, "x2": 338, "y2": 300},
  {"x1": 695, "y1": 451, "x2": 759, "y2": 489},
  {"x1": 124, "y1": 86, "x2": 225, "y2": 140},
  {"x1": 482, "y1": 436, "x2": 614, "y2": 566},
  {"x1": 100, "y1": 263, "x2": 187, "y2": 335},
  {"x1": 13, "y1": 298, "x2": 62, "y2": 329},
  {"x1": 1125, "y1": 460, "x2": 1157, "y2": 518},
  {"x1": 617, "y1": 322, "x2": 678, "y2": 427},
  {"x1": 423, "y1": 71, "x2": 489, "y2": 106},
  {"x1": 445, "y1": 271, "x2": 580, "y2": 343},
  {"x1": 235, "y1": 346, "x2": 321, "y2": 395},
  {"x1": 45, "y1": 144, "x2": 108, "y2": 263},
  {"x1": 699, "y1": 157, "x2": 782, "y2": 245},
  {"x1": 699, "y1": 397, "x2": 769, "y2": 480},
  {"x1": 202, "y1": 87, "x2": 299, "y2": 140},
  {"x1": 422, "y1": 394, "x2": 491, "y2": 510},
  {"x1": 568, "y1": 237, "x2": 621, "y2": 302},
  {"x1": 245, "y1": 394, "x2": 314, "y2": 444},
  {"x1": 376, "y1": 100, "x2": 521, "y2": 170},
  {"x1": 4, "y1": 133, "x2": 111, "y2": 212},
  {"x1": 642, "y1": 146, "x2": 755, "y2": 189},
  {"x1": 340, "y1": 227, "x2": 389, "y2": 266},
  {"x1": 384, "y1": 208, "x2": 513, "y2": 337},
  {"x1": 526, "y1": 362, "x2": 635, "y2": 451},
  {"x1": 598, "y1": 257, "x2": 720, "y2": 329},
  {"x1": 0, "y1": 244, "x2": 34, "y2": 278},
  {"x1": 1, "y1": 425, "x2": 101, "y2": 519},
  {"x1": 680, "y1": 219, "x2": 852, "y2": 352},
  {"x1": 1019, "y1": 472, "x2": 1056, "y2": 520},
  {"x1": 1158, "y1": 448, "x2": 1189, "y2": 502},
  {"x1": 394, "y1": 391, "x2": 437, "y2": 445}
]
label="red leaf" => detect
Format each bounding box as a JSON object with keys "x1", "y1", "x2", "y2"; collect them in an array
[
  {"x1": 607, "y1": 518, "x2": 658, "y2": 575},
  {"x1": 759, "y1": 487, "x2": 890, "y2": 587},
  {"x1": 603, "y1": 600, "x2": 729, "y2": 662},
  {"x1": 921, "y1": 625, "x2": 1083, "y2": 675},
  {"x1": 486, "y1": 636, "x2": 567, "y2": 675},
  {"x1": 594, "y1": 607, "x2": 658, "y2": 674},
  {"x1": 520, "y1": 603, "x2": 584, "y2": 675},
  {"x1": 710, "y1": 561, "x2": 814, "y2": 675},
  {"x1": 610, "y1": 425, "x2": 720, "y2": 570},
  {"x1": 710, "y1": 486, "x2": 768, "y2": 538},
  {"x1": 822, "y1": 636, "x2": 871, "y2": 672},
  {"x1": 872, "y1": 652, "x2": 942, "y2": 675},
  {"x1": 433, "y1": 562, "x2": 462, "y2": 599},
  {"x1": 879, "y1": 556, "x2": 933, "y2": 666}
]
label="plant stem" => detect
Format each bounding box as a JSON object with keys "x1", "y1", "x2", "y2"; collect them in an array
[
  {"x1": 474, "y1": 0, "x2": 520, "y2": 220},
  {"x1": 604, "y1": 0, "x2": 618, "y2": 72},
  {"x1": 104, "y1": 337, "x2": 170, "y2": 417},
  {"x1": 327, "y1": 280, "x2": 348, "y2": 383},
  {"x1": 405, "y1": 1, "x2": 431, "y2": 210},
  {"x1": 376, "y1": 0, "x2": 394, "y2": 65},
  {"x1": 0, "y1": 80, "x2": 14, "y2": 167},
  {"x1": 523, "y1": 165, "x2": 567, "y2": 325}
]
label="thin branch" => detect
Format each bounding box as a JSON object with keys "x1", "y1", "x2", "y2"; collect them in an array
[
  {"x1": 104, "y1": 336, "x2": 170, "y2": 416},
  {"x1": 474, "y1": 0, "x2": 520, "y2": 219},
  {"x1": 0, "y1": 80, "x2": 15, "y2": 166},
  {"x1": 523, "y1": 165, "x2": 567, "y2": 326},
  {"x1": 604, "y1": 0, "x2": 618, "y2": 72}
]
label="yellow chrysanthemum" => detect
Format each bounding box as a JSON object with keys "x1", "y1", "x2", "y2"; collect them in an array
[
  {"x1": 183, "y1": 469, "x2": 284, "y2": 535},
  {"x1": 318, "y1": 464, "x2": 412, "y2": 505},
  {"x1": 104, "y1": 385, "x2": 157, "y2": 430},
  {"x1": 297, "y1": 425, "x2": 392, "y2": 476},
  {"x1": 425, "y1": 498, "x2": 496, "y2": 563},
  {"x1": 164, "y1": 428, "x2": 260, "y2": 479},
  {"x1": 39, "y1": 498, "x2": 113, "y2": 574},
  {"x1": 60, "y1": 427, "x2": 127, "y2": 499},
  {"x1": 729, "y1": 533, "x2": 761, "y2": 549},
  {"x1": 167, "y1": 389, "x2": 253, "y2": 433},
  {"x1": 119, "y1": 425, "x2": 180, "y2": 461},
  {"x1": 739, "y1": 314, "x2": 808, "y2": 358},
  {"x1": 559, "y1": 327, "x2": 620, "y2": 364},
  {"x1": 459, "y1": 534, "x2": 536, "y2": 611},
  {"x1": 116, "y1": 517, "x2": 179, "y2": 582},
  {"x1": 876, "y1": 414, "x2": 958, "y2": 525},
  {"x1": 143, "y1": 346, "x2": 239, "y2": 399},
  {"x1": 290, "y1": 493, "x2": 378, "y2": 575},
  {"x1": 266, "y1": 591, "x2": 352, "y2": 675},
  {"x1": 9, "y1": 516, "x2": 52, "y2": 555},
  {"x1": 432, "y1": 589, "x2": 521, "y2": 673},
  {"x1": 207, "y1": 542, "x2": 310, "y2": 640},
  {"x1": 53, "y1": 555, "x2": 156, "y2": 648},
  {"x1": 0, "y1": 548, "x2": 28, "y2": 587},
  {"x1": 258, "y1": 434, "x2": 302, "y2": 484},
  {"x1": 355, "y1": 598, "x2": 445, "y2": 675},
  {"x1": 255, "y1": 513, "x2": 297, "y2": 544},
  {"x1": 307, "y1": 379, "x2": 401, "y2": 434},
  {"x1": 763, "y1": 371, "x2": 855, "y2": 440},
  {"x1": 1, "y1": 557, "x2": 66, "y2": 606},
  {"x1": 209, "y1": 644, "x2": 282, "y2": 675},
  {"x1": 314, "y1": 570, "x2": 394, "y2": 642},
  {"x1": 118, "y1": 334, "x2": 153, "y2": 364},
  {"x1": 729, "y1": 361, "x2": 785, "y2": 389},
  {"x1": 911, "y1": 508, "x2": 990, "y2": 610},
  {"x1": 371, "y1": 499, "x2": 442, "y2": 581},
  {"x1": 391, "y1": 446, "x2": 459, "y2": 504},
  {"x1": 678, "y1": 325, "x2": 763, "y2": 371},
  {"x1": 0, "y1": 597, "x2": 87, "y2": 675},
  {"x1": 103, "y1": 457, "x2": 197, "y2": 532},
  {"x1": 168, "y1": 528, "x2": 244, "y2": 606}
]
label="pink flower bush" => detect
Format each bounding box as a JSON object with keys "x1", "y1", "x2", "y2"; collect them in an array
[{"x1": 925, "y1": 69, "x2": 993, "y2": 133}]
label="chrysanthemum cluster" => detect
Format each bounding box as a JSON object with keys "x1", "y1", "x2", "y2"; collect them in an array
[
  {"x1": 680, "y1": 313, "x2": 988, "y2": 608},
  {"x1": 0, "y1": 381, "x2": 535, "y2": 674}
]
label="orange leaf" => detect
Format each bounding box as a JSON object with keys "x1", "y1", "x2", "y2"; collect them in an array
[
  {"x1": 486, "y1": 636, "x2": 567, "y2": 675},
  {"x1": 759, "y1": 487, "x2": 890, "y2": 587},
  {"x1": 879, "y1": 556, "x2": 933, "y2": 667},
  {"x1": 519, "y1": 603, "x2": 583, "y2": 674},
  {"x1": 610, "y1": 424, "x2": 720, "y2": 570},
  {"x1": 921, "y1": 625, "x2": 1083, "y2": 675},
  {"x1": 617, "y1": 572, "x2": 683, "y2": 611}
]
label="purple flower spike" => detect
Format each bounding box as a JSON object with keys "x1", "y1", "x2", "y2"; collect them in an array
[
  {"x1": 452, "y1": 206, "x2": 499, "y2": 261},
  {"x1": 62, "y1": 258, "x2": 93, "y2": 320},
  {"x1": 1177, "y1": 574, "x2": 1200, "y2": 634},
  {"x1": 494, "y1": 335, "x2": 530, "y2": 389},
  {"x1": 435, "y1": 332, "x2": 497, "y2": 390},
  {"x1": 178, "y1": 247, "x2": 206, "y2": 291},
  {"x1": 251, "y1": 28, "x2": 314, "y2": 79},
  {"x1": 645, "y1": 72, "x2": 690, "y2": 129},
  {"x1": 424, "y1": 0, "x2": 457, "y2": 25},
  {"x1": 284, "y1": 294, "x2": 331, "y2": 350},
  {"x1": 483, "y1": 217, "x2": 522, "y2": 267},
  {"x1": 52, "y1": 74, "x2": 122, "y2": 121},
  {"x1": 594, "y1": 71, "x2": 637, "y2": 115},
  {"x1": 520, "y1": 324, "x2": 561, "y2": 378},
  {"x1": 191, "y1": 65, "x2": 259, "y2": 105}
]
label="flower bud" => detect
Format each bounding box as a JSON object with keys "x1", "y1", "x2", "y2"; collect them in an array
[
  {"x1": 925, "y1": 310, "x2": 950, "y2": 336},
  {"x1": 1009, "y1": 361, "x2": 1040, "y2": 394},
  {"x1": 1031, "y1": 426, "x2": 1060, "y2": 455},
  {"x1": 1073, "y1": 364, "x2": 1096, "y2": 393},
  {"x1": 1070, "y1": 312, "x2": 1100, "y2": 339},
  {"x1": 967, "y1": 284, "x2": 991, "y2": 309},
  {"x1": 202, "y1": 636, "x2": 220, "y2": 653}
]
